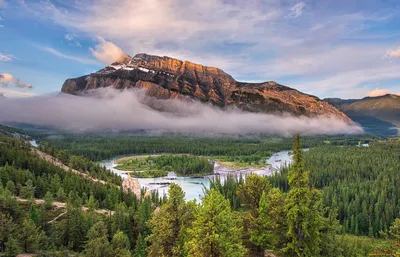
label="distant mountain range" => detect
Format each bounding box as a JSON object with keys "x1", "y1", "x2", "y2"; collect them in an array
[
  {"x1": 325, "y1": 94, "x2": 400, "y2": 136},
  {"x1": 61, "y1": 53, "x2": 351, "y2": 123}
]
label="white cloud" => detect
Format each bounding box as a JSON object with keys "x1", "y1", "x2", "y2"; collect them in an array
[
  {"x1": 37, "y1": 46, "x2": 99, "y2": 65},
  {"x1": 65, "y1": 33, "x2": 82, "y2": 47},
  {"x1": 17, "y1": 83, "x2": 33, "y2": 89},
  {"x1": 0, "y1": 73, "x2": 19, "y2": 85},
  {"x1": 288, "y1": 2, "x2": 305, "y2": 18},
  {"x1": 0, "y1": 88, "x2": 35, "y2": 98},
  {"x1": 65, "y1": 34, "x2": 75, "y2": 41},
  {"x1": 293, "y1": 66, "x2": 400, "y2": 98},
  {"x1": 19, "y1": 0, "x2": 400, "y2": 98},
  {"x1": 0, "y1": 88, "x2": 363, "y2": 135},
  {"x1": 0, "y1": 73, "x2": 33, "y2": 90},
  {"x1": 386, "y1": 46, "x2": 400, "y2": 58},
  {"x1": 0, "y1": 53, "x2": 12, "y2": 61},
  {"x1": 367, "y1": 88, "x2": 400, "y2": 97},
  {"x1": 89, "y1": 37, "x2": 129, "y2": 64}
]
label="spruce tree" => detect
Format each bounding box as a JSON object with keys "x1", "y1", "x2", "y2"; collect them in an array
[
  {"x1": 147, "y1": 183, "x2": 191, "y2": 257},
  {"x1": 284, "y1": 135, "x2": 323, "y2": 257},
  {"x1": 186, "y1": 189, "x2": 246, "y2": 257},
  {"x1": 18, "y1": 219, "x2": 46, "y2": 253},
  {"x1": 4, "y1": 235, "x2": 21, "y2": 257},
  {"x1": 83, "y1": 221, "x2": 112, "y2": 257},
  {"x1": 133, "y1": 233, "x2": 147, "y2": 257},
  {"x1": 111, "y1": 230, "x2": 132, "y2": 257}
]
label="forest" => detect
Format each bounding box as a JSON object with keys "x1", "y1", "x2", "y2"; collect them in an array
[
  {"x1": 115, "y1": 155, "x2": 214, "y2": 177},
  {"x1": 0, "y1": 126, "x2": 399, "y2": 256},
  {"x1": 37, "y1": 133, "x2": 375, "y2": 162}
]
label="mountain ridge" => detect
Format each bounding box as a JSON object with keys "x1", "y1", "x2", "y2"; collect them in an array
[
  {"x1": 62, "y1": 53, "x2": 352, "y2": 123},
  {"x1": 324, "y1": 94, "x2": 400, "y2": 136}
]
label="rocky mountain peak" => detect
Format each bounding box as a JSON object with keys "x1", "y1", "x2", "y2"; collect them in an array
[{"x1": 61, "y1": 53, "x2": 352, "y2": 123}]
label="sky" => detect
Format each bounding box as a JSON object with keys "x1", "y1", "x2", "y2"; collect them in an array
[{"x1": 0, "y1": 0, "x2": 399, "y2": 99}]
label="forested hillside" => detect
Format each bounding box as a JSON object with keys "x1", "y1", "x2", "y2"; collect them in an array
[
  {"x1": 1, "y1": 131, "x2": 399, "y2": 256},
  {"x1": 270, "y1": 139, "x2": 400, "y2": 237}
]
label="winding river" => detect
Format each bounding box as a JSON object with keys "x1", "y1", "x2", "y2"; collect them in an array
[{"x1": 100, "y1": 150, "x2": 295, "y2": 201}]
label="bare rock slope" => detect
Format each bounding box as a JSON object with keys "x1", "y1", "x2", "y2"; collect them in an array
[{"x1": 62, "y1": 53, "x2": 351, "y2": 122}]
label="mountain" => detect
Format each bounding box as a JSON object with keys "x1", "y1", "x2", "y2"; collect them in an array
[
  {"x1": 325, "y1": 94, "x2": 400, "y2": 136},
  {"x1": 62, "y1": 53, "x2": 351, "y2": 122}
]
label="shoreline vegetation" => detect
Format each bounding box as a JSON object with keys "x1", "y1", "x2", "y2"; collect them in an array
[
  {"x1": 114, "y1": 153, "x2": 272, "y2": 172},
  {"x1": 115, "y1": 154, "x2": 214, "y2": 178},
  {"x1": 115, "y1": 154, "x2": 269, "y2": 178}
]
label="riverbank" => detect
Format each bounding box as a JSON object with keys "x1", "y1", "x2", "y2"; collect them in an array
[{"x1": 100, "y1": 149, "x2": 293, "y2": 201}]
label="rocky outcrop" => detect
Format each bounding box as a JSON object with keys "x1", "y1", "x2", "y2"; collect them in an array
[
  {"x1": 122, "y1": 176, "x2": 142, "y2": 199},
  {"x1": 62, "y1": 53, "x2": 352, "y2": 122}
]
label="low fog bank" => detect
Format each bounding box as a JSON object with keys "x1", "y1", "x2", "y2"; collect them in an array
[{"x1": 0, "y1": 88, "x2": 363, "y2": 136}]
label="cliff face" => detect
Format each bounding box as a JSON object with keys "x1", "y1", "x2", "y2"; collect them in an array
[{"x1": 62, "y1": 53, "x2": 351, "y2": 121}]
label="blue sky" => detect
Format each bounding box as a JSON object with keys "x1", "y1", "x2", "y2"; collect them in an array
[{"x1": 0, "y1": 0, "x2": 399, "y2": 98}]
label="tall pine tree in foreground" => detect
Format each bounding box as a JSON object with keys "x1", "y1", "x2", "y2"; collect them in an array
[
  {"x1": 284, "y1": 135, "x2": 324, "y2": 257},
  {"x1": 147, "y1": 183, "x2": 196, "y2": 257},
  {"x1": 186, "y1": 189, "x2": 246, "y2": 257}
]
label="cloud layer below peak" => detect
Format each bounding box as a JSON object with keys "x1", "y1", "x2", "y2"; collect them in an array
[{"x1": 0, "y1": 88, "x2": 363, "y2": 135}]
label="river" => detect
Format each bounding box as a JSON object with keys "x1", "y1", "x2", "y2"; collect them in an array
[{"x1": 100, "y1": 150, "x2": 295, "y2": 201}]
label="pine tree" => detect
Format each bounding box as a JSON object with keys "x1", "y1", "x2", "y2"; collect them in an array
[
  {"x1": 18, "y1": 219, "x2": 46, "y2": 253},
  {"x1": 284, "y1": 135, "x2": 323, "y2": 257},
  {"x1": 29, "y1": 204, "x2": 39, "y2": 225},
  {"x1": 111, "y1": 230, "x2": 132, "y2": 257},
  {"x1": 249, "y1": 186, "x2": 289, "y2": 255},
  {"x1": 83, "y1": 221, "x2": 112, "y2": 257},
  {"x1": 237, "y1": 174, "x2": 271, "y2": 213},
  {"x1": 147, "y1": 183, "x2": 192, "y2": 257},
  {"x1": 186, "y1": 189, "x2": 246, "y2": 257},
  {"x1": 249, "y1": 192, "x2": 276, "y2": 254},
  {"x1": 87, "y1": 194, "x2": 99, "y2": 212},
  {"x1": 0, "y1": 213, "x2": 14, "y2": 252},
  {"x1": 133, "y1": 233, "x2": 147, "y2": 257},
  {"x1": 4, "y1": 235, "x2": 21, "y2": 257},
  {"x1": 66, "y1": 205, "x2": 87, "y2": 252},
  {"x1": 43, "y1": 191, "x2": 54, "y2": 210}
]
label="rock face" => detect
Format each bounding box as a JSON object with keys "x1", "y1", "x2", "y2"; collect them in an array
[
  {"x1": 62, "y1": 53, "x2": 351, "y2": 121},
  {"x1": 122, "y1": 176, "x2": 142, "y2": 199},
  {"x1": 325, "y1": 94, "x2": 400, "y2": 136}
]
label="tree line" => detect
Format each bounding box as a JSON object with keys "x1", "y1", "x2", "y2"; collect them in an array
[
  {"x1": 39, "y1": 134, "x2": 375, "y2": 162},
  {"x1": 270, "y1": 138, "x2": 400, "y2": 238}
]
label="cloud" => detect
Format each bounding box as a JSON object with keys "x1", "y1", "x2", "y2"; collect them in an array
[
  {"x1": 288, "y1": 2, "x2": 305, "y2": 18},
  {"x1": 19, "y1": 0, "x2": 400, "y2": 98},
  {"x1": 37, "y1": 46, "x2": 99, "y2": 65},
  {"x1": 386, "y1": 46, "x2": 400, "y2": 58},
  {"x1": 0, "y1": 53, "x2": 13, "y2": 61},
  {"x1": 0, "y1": 88, "x2": 363, "y2": 135},
  {"x1": 65, "y1": 33, "x2": 82, "y2": 47},
  {"x1": 0, "y1": 88, "x2": 35, "y2": 98},
  {"x1": 17, "y1": 83, "x2": 33, "y2": 89},
  {"x1": 0, "y1": 0, "x2": 6, "y2": 8},
  {"x1": 0, "y1": 73, "x2": 33, "y2": 89},
  {"x1": 89, "y1": 37, "x2": 129, "y2": 64},
  {"x1": 0, "y1": 73, "x2": 19, "y2": 85},
  {"x1": 65, "y1": 34, "x2": 75, "y2": 41},
  {"x1": 293, "y1": 66, "x2": 400, "y2": 98},
  {"x1": 367, "y1": 88, "x2": 400, "y2": 97}
]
